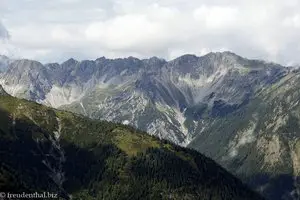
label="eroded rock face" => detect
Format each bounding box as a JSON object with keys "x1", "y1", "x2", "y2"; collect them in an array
[
  {"x1": 0, "y1": 52, "x2": 290, "y2": 149},
  {"x1": 0, "y1": 52, "x2": 275, "y2": 144},
  {"x1": 188, "y1": 69, "x2": 300, "y2": 199},
  {"x1": 0, "y1": 84, "x2": 8, "y2": 96}
]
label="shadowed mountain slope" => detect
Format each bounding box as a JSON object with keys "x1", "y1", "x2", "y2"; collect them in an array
[{"x1": 0, "y1": 91, "x2": 263, "y2": 200}]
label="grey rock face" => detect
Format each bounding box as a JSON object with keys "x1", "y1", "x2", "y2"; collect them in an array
[
  {"x1": 0, "y1": 59, "x2": 52, "y2": 101},
  {"x1": 0, "y1": 84, "x2": 8, "y2": 96},
  {"x1": 0, "y1": 52, "x2": 288, "y2": 144}
]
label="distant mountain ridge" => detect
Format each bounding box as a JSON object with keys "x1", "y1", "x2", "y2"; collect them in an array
[
  {"x1": 0, "y1": 52, "x2": 288, "y2": 144},
  {"x1": 1, "y1": 51, "x2": 300, "y2": 199}
]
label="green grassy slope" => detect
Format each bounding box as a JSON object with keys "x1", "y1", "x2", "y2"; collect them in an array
[{"x1": 0, "y1": 94, "x2": 263, "y2": 200}]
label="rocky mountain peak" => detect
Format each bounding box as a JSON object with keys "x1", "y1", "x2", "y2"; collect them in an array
[
  {"x1": 0, "y1": 55, "x2": 9, "y2": 60},
  {"x1": 45, "y1": 63, "x2": 60, "y2": 68},
  {"x1": 127, "y1": 56, "x2": 140, "y2": 61},
  {"x1": 204, "y1": 51, "x2": 239, "y2": 58},
  {"x1": 201, "y1": 51, "x2": 243, "y2": 65},
  {"x1": 172, "y1": 54, "x2": 199, "y2": 63},
  {"x1": 142, "y1": 57, "x2": 167, "y2": 69},
  {"x1": 95, "y1": 56, "x2": 107, "y2": 62},
  {"x1": 62, "y1": 58, "x2": 78, "y2": 66},
  {"x1": 11, "y1": 59, "x2": 44, "y2": 70}
]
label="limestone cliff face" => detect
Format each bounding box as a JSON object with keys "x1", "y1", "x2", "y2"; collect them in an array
[{"x1": 0, "y1": 52, "x2": 287, "y2": 145}]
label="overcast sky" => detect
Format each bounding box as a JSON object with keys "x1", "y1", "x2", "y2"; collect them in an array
[{"x1": 0, "y1": 0, "x2": 300, "y2": 65}]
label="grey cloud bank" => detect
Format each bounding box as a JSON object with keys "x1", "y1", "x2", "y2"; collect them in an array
[
  {"x1": 0, "y1": 0, "x2": 300, "y2": 65},
  {"x1": 0, "y1": 22, "x2": 9, "y2": 39}
]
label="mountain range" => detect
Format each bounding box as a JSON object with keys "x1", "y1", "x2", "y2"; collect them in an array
[{"x1": 1, "y1": 51, "x2": 300, "y2": 199}]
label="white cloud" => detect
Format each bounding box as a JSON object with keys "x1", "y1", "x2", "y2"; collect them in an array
[
  {"x1": 85, "y1": 14, "x2": 167, "y2": 51},
  {"x1": 283, "y1": 14, "x2": 300, "y2": 28},
  {"x1": 0, "y1": 21, "x2": 14, "y2": 57},
  {"x1": 193, "y1": 5, "x2": 239, "y2": 29},
  {"x1": 0, "y1": 21, "x2": 9, "y2": 40},
  {"x1": 0, "y1": 0, "x2": 300, "y2": 65}
]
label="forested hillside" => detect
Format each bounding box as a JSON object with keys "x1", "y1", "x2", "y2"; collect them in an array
[{"x1": 0, "y1": 91, "x2": 263, "y2": 200}]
